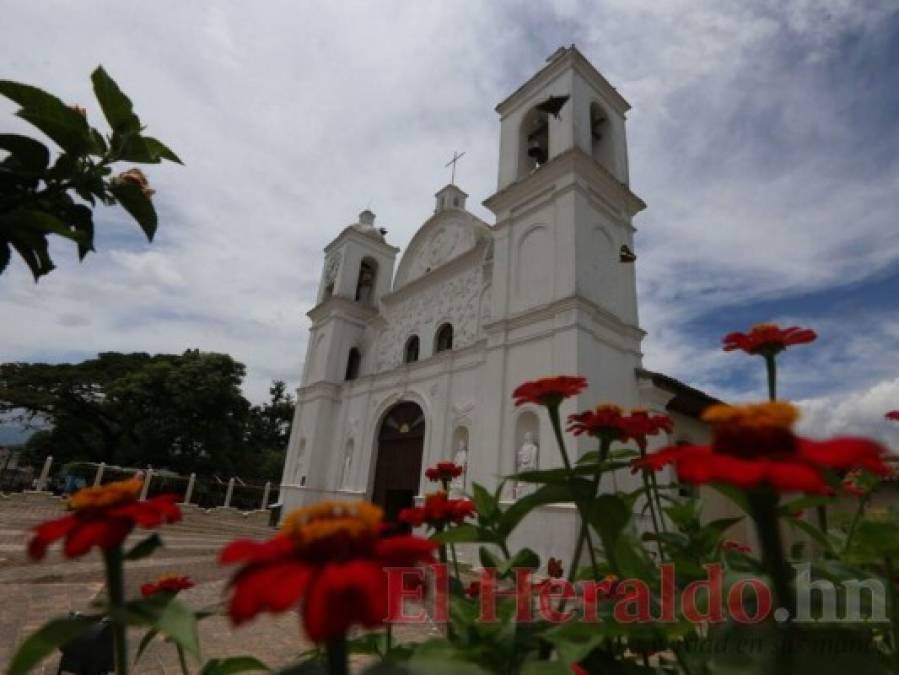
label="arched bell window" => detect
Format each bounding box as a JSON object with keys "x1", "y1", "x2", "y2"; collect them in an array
[
  {"x1": 404, "y1": 335, "x2": 420, "y2": 364},
  {"x1": 355, "y1": 258, "x2": 378, "y2": 305},
  {"x1": 434, "y1": 323, "x2": 453, "y2": 354},
  {"x1": 345, "y1": 347, "x2": 361, "y2": 381}
]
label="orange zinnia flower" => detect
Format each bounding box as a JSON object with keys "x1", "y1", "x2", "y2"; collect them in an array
[
  {"x1": 398, "y1": 491, "x2": 476, "y2": 529},
  {"x1": 635, "y1": 402, "x2": 888, "y2": 494},
  {"x1": 424, "y1": 461, "x2": 464, "y2": 483},
  {"x1": 141, "y1": 574, "x2": 195, "y2": 597},
  {"x1": 722, "y1": 323, "x2": 817, "y2": 357},
  {"x1": 220, "y1": 501, "x2": 434, "y2": 643},
  {"x1": 513, "y1": 376, "x2": 587, "y2": 407},
  {"x1": 28, "y1": 478, "x2": 181, "y2": 560}
]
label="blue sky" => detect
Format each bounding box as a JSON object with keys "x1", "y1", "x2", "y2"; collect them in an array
[{"x1": 1, "y1": 1, "x2": 897, "y2": 448}]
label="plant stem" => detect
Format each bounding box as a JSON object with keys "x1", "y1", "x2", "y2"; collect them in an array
[
  {"x1": 842, "y1": 496, "x2": 867, "y2": 555},
  {"x1": 649, "y1": 471, "x2": 668, "y2": 533},
  {"x1": 325, "y1": 636, "x2": 349, "y2": 675},
  {"x1": 748, "y1": 489, "x2": 794, "y2": 675},
  {"x1": 450, "y1": 543, "x2": 461, "y2": 582},
  {"x1": 177, "y1": 646, "x2": 190, "y2": 675},
  {"x1": 642, "y1": 470, "x2": 665, "y2": 561},
  {"x1": 103, "y1": 547, "x2": 128, "y2": 675},
  {"x1": 547, "y1": 405, "x2": 600, "y2": 577},
  {"x1": 385, "y1": 622, "x2": 393, "y2": 653},
  {"x1": 764, "y1": 355, "x2": 778, "y2": 401},
  {"x1": 884, "y1": 556, "x2": 899, "y2": 674}
]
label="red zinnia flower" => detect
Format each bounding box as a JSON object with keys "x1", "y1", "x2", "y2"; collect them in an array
[
  {"x1": 513, "y1": 376, "x2": 587, "y2": 407},
  {"x1": 722, "y1": 323, "x2": 817, "y2": 357},
  {"x1": 570, "y1": 664, "x2": 588, "y2": 675},
  {"x1": 635, "y1": 402, "x2": 889, "y2": 494},
  {"x1": 465, "y1": 581, "x2": 481, "y2": 598},
  {"x1": 887, "y1": 411, "x2": 899, "y2": 421},
  {"x1": 28, "y1": 478, "x2": 181, "y2": 560},
  {"x1": 424, "y1": 461, "x2": 464, "y2": 483},
  {"x1": 398, "y1": 492, "x2": 476, "y2": 529},
  {"x1": 220, "y1": 501, "x2": 434, "y2": 643},
  {"x1": 141, "y1": 574, "x2": 195, "y2": 597},
  {"x1": 622, "y1": 409, "x2": 674, "y2": 450},
  {"x1": 567, "y1": 403, "x2": 628, "y2": 440},
  {"x1": 720, "y1": 539, "x2": 752, "y2": 554}
]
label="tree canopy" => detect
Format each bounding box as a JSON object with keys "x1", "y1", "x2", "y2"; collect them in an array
[{"x1": 0, "y1": 350, "x2": 293, "y2": 481}]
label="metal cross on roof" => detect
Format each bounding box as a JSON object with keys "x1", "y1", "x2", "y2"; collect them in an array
[{"x1": 444, "y1": 150, "x2": 466, "y2": 185}]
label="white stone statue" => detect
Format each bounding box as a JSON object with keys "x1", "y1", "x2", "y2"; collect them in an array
[
  {"x1": 339, "y1": 444, "x2": 353, "y2": 490},
  {"x1": 450, "y1": 439, "x2": 468, "y2": 496},
  {"x1": 515, "y1": 432, "x2": 539, "y2": 498}
]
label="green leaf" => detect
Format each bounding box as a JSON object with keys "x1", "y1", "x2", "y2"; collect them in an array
[
  {"x1": 471, "y1": 483, "x2": 497, "y2": 520},
  {"x1": 126, "y1": 533, "x2": 163, "y2": 560},
  {"x1": 499, "y1": 547, "x2": 539, "y2": 576},
  {"x1": 109, "y1": 179, "x2": 157, "y2": 240},
  {"x1": 0, "y1": 133, "x2": 50, "y2": 171},
  {"x1": 0, "y1": 209, "x2": 85, "y2": 243},
  {"x1": 155, "y1": 598, "x2": 200, "y2": 656},
  {"x1": 91, "y1": 66, "x2": 141, "y2": 134},
  {"x1": 431, "y1": 523, "x2": 484, "y2": 544},
  {"x1": 498, "y1": 480, "x2": 592, "y2": 537},
  {"x1": 7, "y1": 615, "x2": 98, "y2": 675},
  {"x1": 143, "y1": 136, "x2": 183, "y2": 164},
  {"x1": 7, "y1": 227, "x2": 54, "y2": 280},
  {"x1": 272, "y1": 661, "x2": 327, "y2": 675},
  {"x1": 200, "y1": 656, "x2": 270, "y2": 675},
  {"x1": 406, "y1": 659, "x2": 491, "y2": 675},
  {"x1": 709, "y1": 483, "x2": 750, "y2": 514},
  {"x1": 0, "y1": 80, "x2": 97, "y2": 155},
  {"x1": 478, "y1": 545, "x2": 502, "y2": 570},
  {"x1": 135, "y1": 628, "x2": 159, "y2": 664},
  {"x1": 586, "y1": 494, "x2": 631, "y2": 550}
]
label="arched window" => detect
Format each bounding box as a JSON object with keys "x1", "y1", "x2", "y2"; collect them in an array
[
  {"x1": 404, "y1": 335, "x2": 420, "y2": 363},
  {"x1": 345, "y1": 348, "x2": 361, "y2": 381},
  {"x1": 589, "y1": 101, "x2": 613, "y2": 172},
  {"x1": 434, "y1": 323, "x2": 453, "y2": 353},
  {"x1": 518, "y1": 105, "x2": 550, "y2": 179},
  {"x1": 355, "y1": 258, "x2": 378, "y2": 305}
]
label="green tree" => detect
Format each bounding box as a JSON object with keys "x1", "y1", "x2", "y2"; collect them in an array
[
  {"x1": 240, "y1": 380, "x2": 294, "y2": 481},
  {"x1": 0, "y1": 351, "x2": 253, "y2": 474},
  {"x1": 0, "y1": 67, "x2": 181, "y2": 279}
]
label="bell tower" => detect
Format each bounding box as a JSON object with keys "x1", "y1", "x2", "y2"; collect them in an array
[{"x1": 483, "y1": 44, "x2": 648, "y2": 414}]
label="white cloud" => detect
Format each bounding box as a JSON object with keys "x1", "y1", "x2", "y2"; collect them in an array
[
  {"x1": 0, "y1": 0, "x2": 896, "y2": 409},
  {"x1": 797, "y1": 378, "x2": 899, "y2": 452}
]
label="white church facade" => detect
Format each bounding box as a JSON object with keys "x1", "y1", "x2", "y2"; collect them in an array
[{"x1": 279, "y1": 46, "x2": 719, "y2": 562}]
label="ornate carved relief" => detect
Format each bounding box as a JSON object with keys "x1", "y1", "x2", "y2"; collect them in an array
[{"x1": 373, "y1": 263, "x2": 485, "y2": 372}]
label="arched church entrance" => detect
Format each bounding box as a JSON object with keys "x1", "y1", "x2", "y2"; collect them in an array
[{"x1": 371, "y1": 401, "x2": 425, "y2": 523}]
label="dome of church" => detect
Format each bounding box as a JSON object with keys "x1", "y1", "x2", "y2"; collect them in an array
[{"x1": 392, "y1": 186, "x2": 491, "y2": 290}]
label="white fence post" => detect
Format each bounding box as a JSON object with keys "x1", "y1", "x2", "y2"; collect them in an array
[
  {"x1": 93, "y1": 462, "x2": 106, "y2": 487},
  {"x1": 261, "y1": 481, "x2": 271, "y2": 510},
  {"x1": 139, "y1": 467, "x2": 153, "y2": 500},
  {"x1": 36, "y1": 456, "x2": 53, "y2": 491},
  {"x1": 183, "y1": 472, "x2": 196, "y2": 505},
  {"x1": 224, "y1": 477, "x2": 235, "y2": 508}
]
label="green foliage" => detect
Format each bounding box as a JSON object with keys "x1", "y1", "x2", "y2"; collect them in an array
[
  {"x1": 7, "y1": 614, "x2": 100, "y2": 675},
  {"x1": 1, "y1": 351, "x2": 293, "y2": 480},
  {"x1": 0, "y1": 67, "x2": 180, "y2": 280}
]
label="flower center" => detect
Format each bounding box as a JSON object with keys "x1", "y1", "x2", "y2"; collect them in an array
[
  {"x1": 67, "y1": 478, "x2": 142, "y2": 511},
  {"x1": 281, "y1": 501, "x2": 383, "y2": 556},
  {"x1": 703, "y1": 402, "x2": 799, "y2": 458},
  {"x1": 750, "y1": 322, "x2": 780, "y2": 333}
]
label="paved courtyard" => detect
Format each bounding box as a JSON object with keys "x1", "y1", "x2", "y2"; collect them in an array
[{"x1": 0, "y1": 492, "x2": 439, "y2": 673}]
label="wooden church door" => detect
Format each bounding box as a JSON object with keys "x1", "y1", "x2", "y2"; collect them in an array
[{"x1": 371, "y1": 401, "x2": 425, "y2": 523}]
